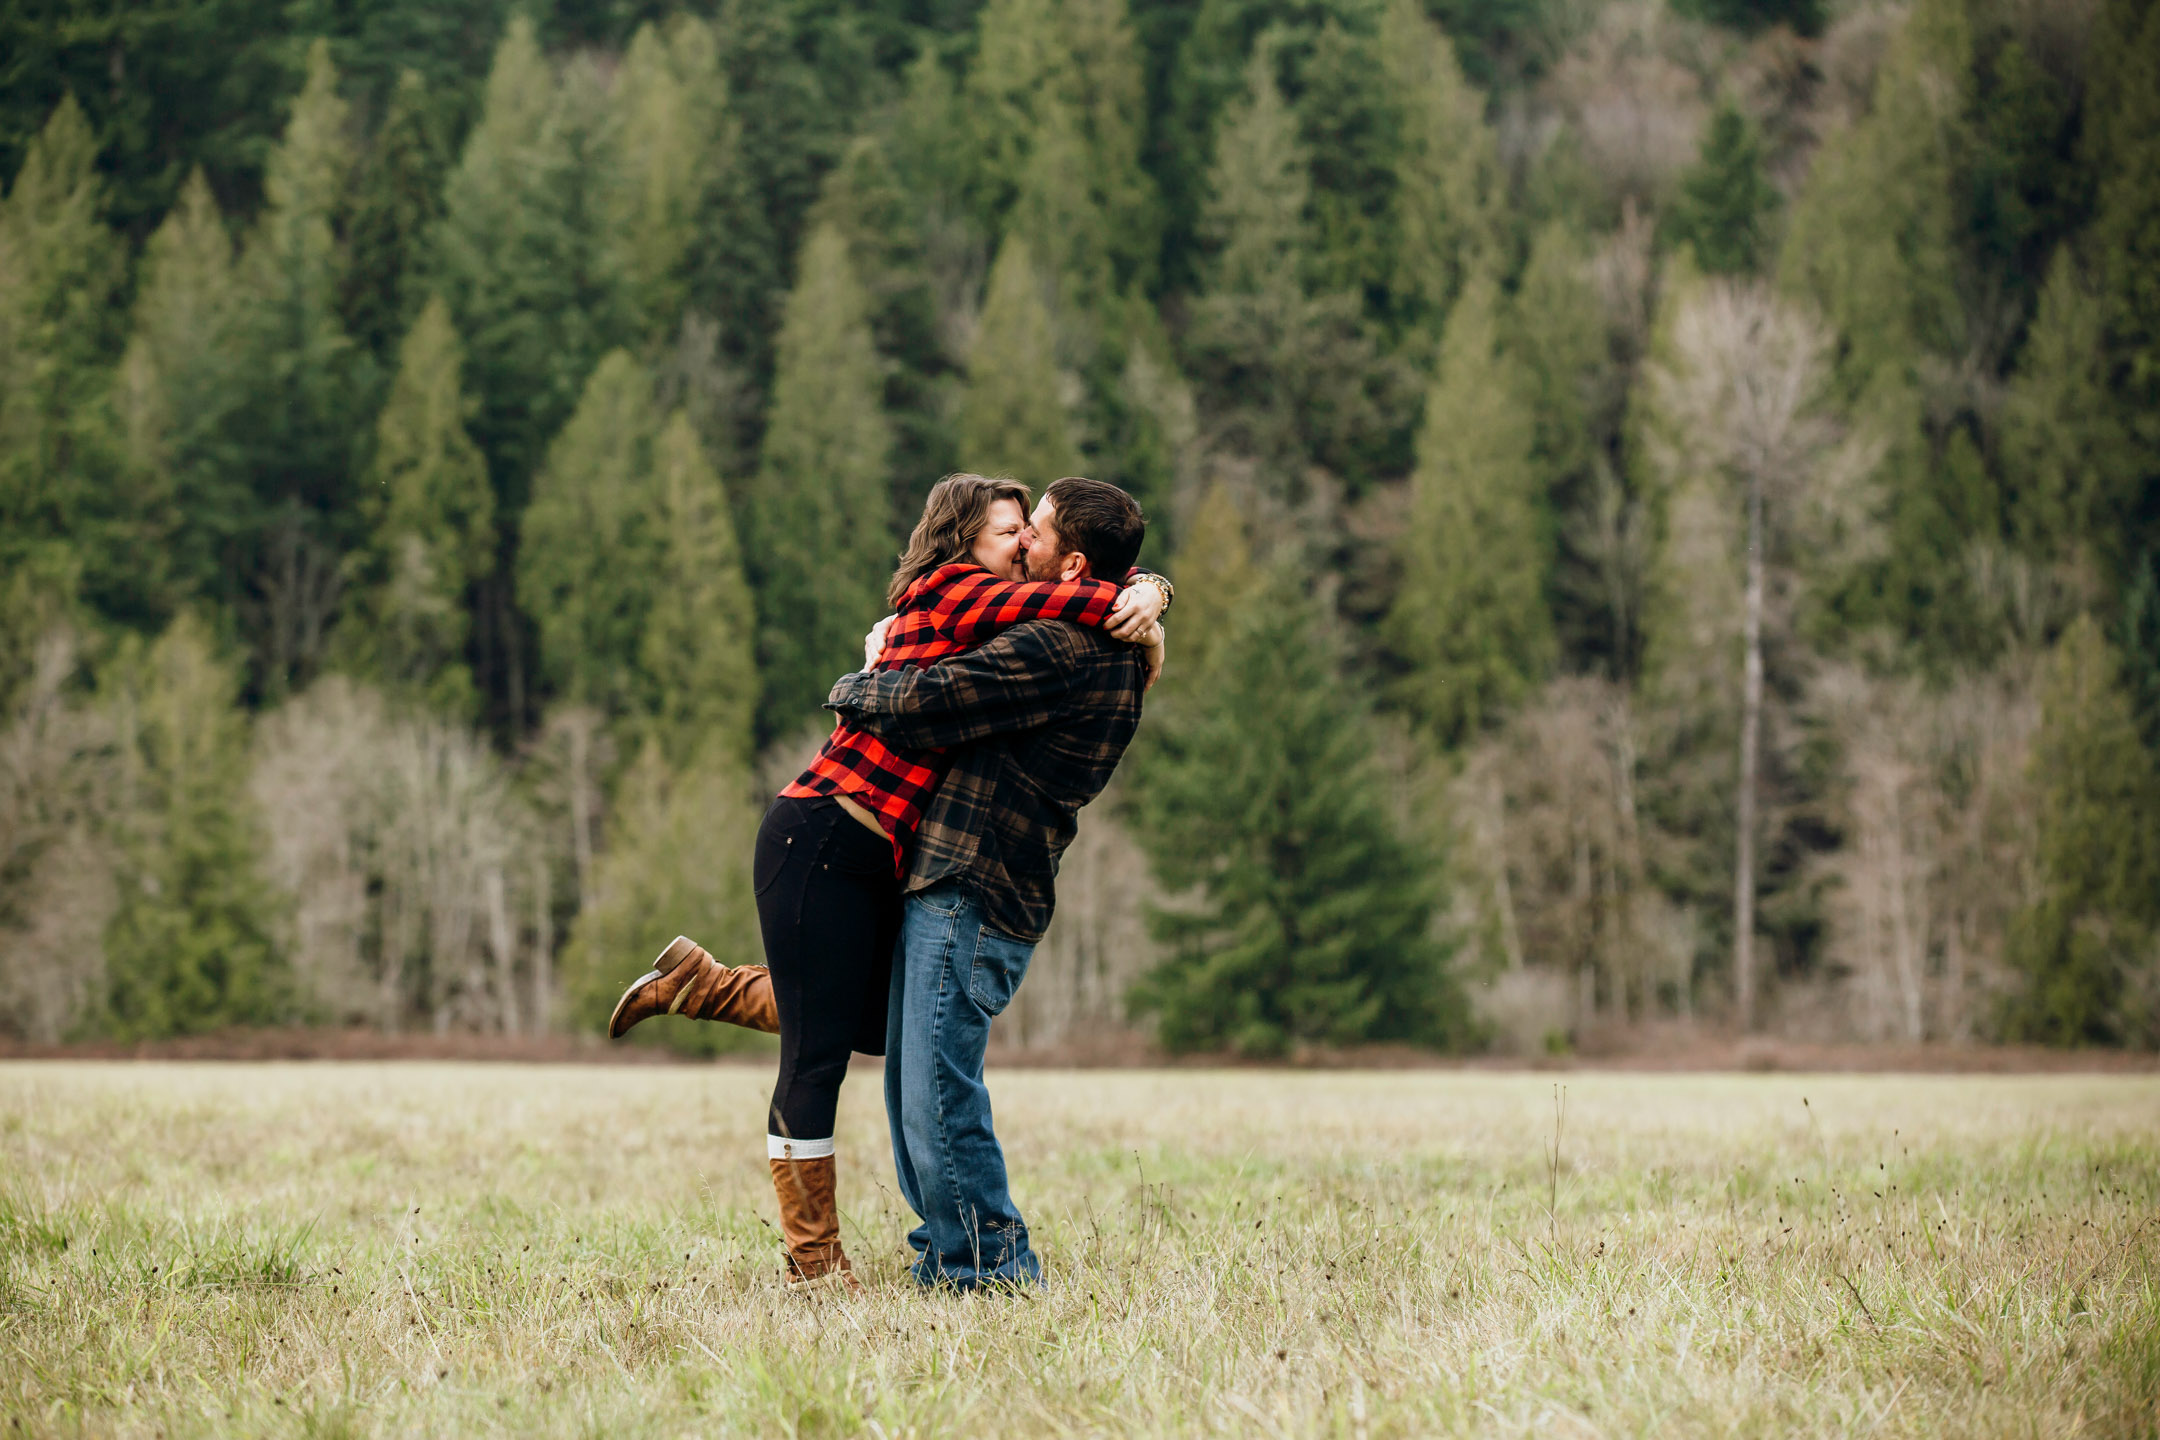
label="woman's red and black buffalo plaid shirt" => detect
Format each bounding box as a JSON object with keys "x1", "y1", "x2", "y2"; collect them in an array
[{"x1": 779, "y1": 561, "x2": 1132, "y2": 870}]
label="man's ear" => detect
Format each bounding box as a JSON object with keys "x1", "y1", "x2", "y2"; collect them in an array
[{"x1": 1058, "y1": 549, "x2": 1091, "y2": 581}]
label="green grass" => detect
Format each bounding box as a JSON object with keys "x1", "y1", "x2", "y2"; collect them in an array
[{"x1": 2, "y1": 1063, "x2": 2156, "y2": 1437}]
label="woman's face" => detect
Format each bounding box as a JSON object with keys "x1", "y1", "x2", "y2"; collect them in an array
[{"x1": 969, "y1": 497, "x2": 1027, "y2": 579}]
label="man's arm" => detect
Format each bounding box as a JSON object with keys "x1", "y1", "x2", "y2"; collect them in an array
[{"x1": 826, "y1": 620, "x2": 1082, "y2": 751}]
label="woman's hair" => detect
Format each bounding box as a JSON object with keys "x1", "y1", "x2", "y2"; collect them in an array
[{"x1": 886, "y1": 473, "x2": 1032, "y2": 607}]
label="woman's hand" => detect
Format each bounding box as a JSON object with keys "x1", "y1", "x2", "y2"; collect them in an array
[
  {"x1": 863, "y1": 614, "x2": 896, "y2": 670},
  {"x1": 1138, "y1": 622, "x2": 1165, "y2": 691},
  {"x1": 1105, "y1": 577, "x2": 1167, "y2": 641}
]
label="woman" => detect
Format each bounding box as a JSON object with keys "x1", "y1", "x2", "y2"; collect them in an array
[{"x1": 607, "y1": 474, "x2": 1168, "y2": 1290}]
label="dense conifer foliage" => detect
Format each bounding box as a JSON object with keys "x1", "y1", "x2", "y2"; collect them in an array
[{"x1": 2, "y1": 0, "x2": 2155, "y2": 1048}]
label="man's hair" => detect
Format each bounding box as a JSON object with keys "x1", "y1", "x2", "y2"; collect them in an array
[
  {"x1": 887, "y1": 473, "x2": 1033, "y2": 607},
  {"x1": 1044, "y1": 476, "x2": 1145, "y2": 579}
]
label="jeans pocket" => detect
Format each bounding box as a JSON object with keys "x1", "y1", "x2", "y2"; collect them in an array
[
  {"x1": 753, "y1": 805, "x2": 812, "y2": 897},
  {"x1": 967, "y1": 925, "x2": 1035, "y2": 1017}
]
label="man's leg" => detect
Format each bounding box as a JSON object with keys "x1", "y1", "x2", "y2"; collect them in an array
[{"x1": 894, "y1": 883, "x2": 1040, "y2": 1290}]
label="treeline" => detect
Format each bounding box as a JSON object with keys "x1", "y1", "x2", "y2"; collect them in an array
[{"x1": 1, "y1": 0, "x2": 2156, "y2": 1053}]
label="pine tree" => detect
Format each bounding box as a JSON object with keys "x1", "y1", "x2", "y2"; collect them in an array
[
  {"x1": 2067, "y1": 1, "x2": 2160, "y2": 581},
  {"x1": 1131, "y1": 573, "x2": 1462, "y2": 1056},
  {"x1": 235, "y1": 39, "x2": 362, "y2": 524},
  {"x1": 1779, "y1": 0, "x2": 1967, "y2": 405},
  {"x1": 1184, "y1": 43, "x2": 1403, "y2": 489},
  {"x1": 0, "y1": 94, "x2": 125, "y2": 609},
  {"x1": 1378, "y1": 0, "x2": 1499, "y2": 337},
  {"x1": 342, "y1": 296, "x2": 493, "y2": 715},
  {"x1": 747, "y1": 223, "x2": 894, "y2": 739},
  {"x1": 1777, "y1": 0, "x2": 1978, "y2": 651},
  {"x1": 102, "y1": 613, "x2": 285, "y2": 1038},
  {"x1": 1669, "y1": 101, "x2": 1779, "y2": 276},
  {"x1": 600, "y1": 15, "x2": 734, "y2": 345},
  {"x1": 2001, "y1": 253, "x2": 2136, "y2": 569},
  {"x1": 434, "y1": 16, "x2": 608, "y2": 504},
  {"x1": 959, "y1": 235, "x2": 1079, "y2": 483},
  {"x1": 2005, "y1": 615, "x2": 2160, "y2": 1046},
  {"x1": 638, "y1": 410, "x2": 757, "y2": 769},
  {"x1": 1669, "y1": 0, "x2": 1826, "y2": 37},
  {"x1": 965, "y1": 0, "x2": 1158, "y2": 297},
  {"x1": 1388, "y1": 277, "x2": 1553, "y2": 747},
  {"x1": 807, "y1": 131, "x2": 950, "y2": 508},
  {"x1": 1160, "y1": 480, "x2": 1261, "y2": 679},
  {"x1": 113, "y1": 169, "x2": 246, "y2": 621},
  {"x1": 341, "y1": 69, "x2": 447, "y2": 363},
  {"x1": 517, "y1": 349, "x2": 663, "y2": 717}
]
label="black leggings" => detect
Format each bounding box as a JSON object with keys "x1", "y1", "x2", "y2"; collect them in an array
[{"x1": 754, "y1": 796, "x2": 901, "y2": 1142}]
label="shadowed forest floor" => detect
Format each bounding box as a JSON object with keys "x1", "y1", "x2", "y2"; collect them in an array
[{"x1": 3, "y1": 1065, "x2": 2156, "y2": 1436}]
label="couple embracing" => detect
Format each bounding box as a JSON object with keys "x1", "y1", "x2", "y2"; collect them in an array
[{"x1": 608, "y1": 473, "x2": 1171, "y2": 1292}]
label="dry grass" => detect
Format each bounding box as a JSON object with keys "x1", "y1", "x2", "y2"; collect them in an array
[{"x1": 2, "y1": 1063, "x2": 2156, "y2": 1437}]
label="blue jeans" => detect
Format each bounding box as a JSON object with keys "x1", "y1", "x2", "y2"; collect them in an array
[{"x1": 884, "y1": 881, "x2": 1041, "y2": 1289}]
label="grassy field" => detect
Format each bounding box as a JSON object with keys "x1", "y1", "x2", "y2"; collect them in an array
[{"x1": 2, "y1": 1063, "x2": 2156, "y2": 1438}]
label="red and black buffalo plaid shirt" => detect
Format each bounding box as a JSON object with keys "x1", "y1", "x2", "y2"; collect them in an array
[
  {"x1": 779, "y1": 562, "x2": 1131, "y2": 870},
  {"x1": 824, "y1": 619, "x2": 1148, "y2": 943}
]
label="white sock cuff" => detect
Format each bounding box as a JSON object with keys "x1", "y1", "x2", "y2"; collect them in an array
[{"x1": 767, "y1": 1134, "x2": 834, "y2": 1160}]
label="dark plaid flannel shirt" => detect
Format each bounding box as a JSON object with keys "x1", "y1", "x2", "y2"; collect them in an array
[
  {"x1": 780, "y1": 562, "x2": 1127, "y2": 872},
  {"x1": 824, "y1": 619, "x2": 1147, "y2": 943}
]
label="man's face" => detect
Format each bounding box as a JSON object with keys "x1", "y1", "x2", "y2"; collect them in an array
[{"x1": 1021, "y1": 497, "x2": 1087, "y2": 582}]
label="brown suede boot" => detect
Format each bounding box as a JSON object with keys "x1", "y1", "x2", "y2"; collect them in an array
[
  {"x1": 608, "y1": 935, "x2": 778, "y2": 1039},
  {"x1": 769, "y1": 1150, "x2": 860, "y2": 1293}
]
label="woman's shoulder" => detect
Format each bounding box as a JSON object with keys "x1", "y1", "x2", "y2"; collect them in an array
[{"x1": 902, "y1": 560, "x2": 995, "y2": 610}]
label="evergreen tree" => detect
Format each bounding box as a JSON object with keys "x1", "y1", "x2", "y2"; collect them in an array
[
  {"x1": 0, "y1": 94, "x2": 125, "y2": 611},
  {"x1": 517, "y1": 349, "x2": 663, "y2": 717},
  {"x1": 1779, "y1": 0, "x2": 1966, "y2": 405},
  {"x1": 2081, "y1": 0, "x2": 2160, "y2": 577},
  {"x1": 1387, "y1": 276, "x2": 1553, "y2": 746},
  {"x1": 1777, "y1": 0, "x2": 1982, "y2": 652},
  {"x1": 1379, "y1": 0, "x2": 1500, "y2": 339},
  {"x1": 342, "y1": 296, "x2": 493, "y2": 714},
  {"x1": 435, "y1": 16, "x2": 609, "y2": 504},
  {"x1": 600, "y1": 15, "x2": 734, "y2": 345},
  {"x1": 113, "y1": 170, "x2": 247, "y2": 622},
  {"x1": 959, "y1": 235, "x2": 1079, "y2": 483},
  {"x1": 235, "y1": 39, "x2": 362, "y2": 525},
  {"x1": 1160, "y1": 479, "x2": 1261, "y2": 679},
  {"x1": 747, "y1": 224, "x2": 894, "y2": 739},
  {"x1": 2005, "y1": 615, "x2": 2160, "y2": 1046},
  {"x1": 638, "y1": 410, "x2": 757, "y2": 769},
  {"x1": 341, "y1": 69, "x2": 447, "y2": 363},
  {"x1": 807, "y1": 130, "x2": 952, "y2": 512},
  {"x1": 965, "y1": 0, "x2": 1157, "y2": 297},
  {"x1": 1669, "y1": 0, "x2": 1826, "y2": 37},
  {"x1": 1668, "y1": 100, "x2": 1779, "y2": 276},
  {"x1": 102, "y1": 613, "x2": 285, "y2": 1038},
  {"x1": 2001, "y1": 252, "x2": 2136, "y2": 570},
  {"x1": 1132, "y1": 571, "x2": 1462, "y2": 1056},
  {"x1": 1184, "y1": 42, "x2": 1406, "y2": 490}
]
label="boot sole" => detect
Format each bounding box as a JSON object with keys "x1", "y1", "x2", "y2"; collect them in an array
[{"x1": 607, "y1": 936, "x2": 698, "y2": 1039}]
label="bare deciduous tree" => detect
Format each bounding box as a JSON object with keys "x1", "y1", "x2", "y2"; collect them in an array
[
  {"x1": 253, "y1": 678, "x2": 555, "y2": 1032},
  {"x1": 1647, "y1": 280, "x2": 1840, "y2": 1031},
  {"x1": 0, "y1": 631, "x2": 118, "y2": 1041}
]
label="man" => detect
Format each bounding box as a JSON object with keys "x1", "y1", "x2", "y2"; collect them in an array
[{"x1": 827, "y1": 475, "x2": 1166, "y2": 1290}]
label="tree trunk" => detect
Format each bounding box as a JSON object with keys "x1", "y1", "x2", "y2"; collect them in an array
[{"x1": 1735, "y1": 469, "x2": 1764, "y2": 1032}]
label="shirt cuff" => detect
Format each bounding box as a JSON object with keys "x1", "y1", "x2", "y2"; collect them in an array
[{"x1": 826, "y1": 670, "x2": 872, "y2": 714}]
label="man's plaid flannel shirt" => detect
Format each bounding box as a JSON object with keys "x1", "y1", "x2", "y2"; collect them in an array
[
  {"x1": 823, "y1": 619, "x2": 1146, "y2": 943},
  {"x1": 780, "y1": 562, "x2": 1128, "y2": 871}
]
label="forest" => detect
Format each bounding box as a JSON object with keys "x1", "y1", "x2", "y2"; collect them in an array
[{"x1": 0, "y1": 0, "x2": 2155, "y2": 1054}]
